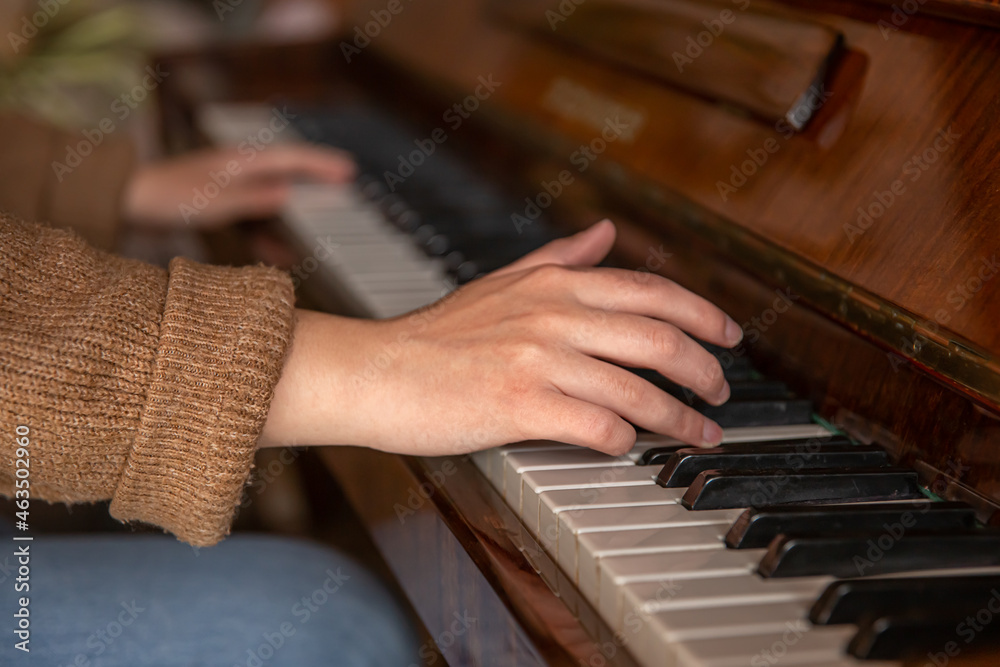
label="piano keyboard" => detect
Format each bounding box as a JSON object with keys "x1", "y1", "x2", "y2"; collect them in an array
[
  {"x1": 283, "y1": 183, "x2": 455, "y2": 318},
  {"x1": 202, "y1": 103, "x2": 1000, "y2": 666},
  {"x1": 468, "y1": 417, "x2": 1000, "y2": 666},
  {"x1": 280, "y1": 103, "x2": 559, "y2": 317}
]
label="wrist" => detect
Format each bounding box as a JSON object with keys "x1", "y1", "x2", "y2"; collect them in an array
[{"x1": 258, "y1": 309, "x2": 389, "y2": 448}]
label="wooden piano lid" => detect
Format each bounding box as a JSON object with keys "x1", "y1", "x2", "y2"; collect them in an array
[{"x1": 355, "y1": 0, "x2": 1000, "y2": 409}]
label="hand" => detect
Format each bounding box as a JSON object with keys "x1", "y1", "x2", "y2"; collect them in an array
[
  {"x1": 259, "y1": 220, "x2": 743, "y2": 456},
  {"x1": 121, "y1": 144, "x2": 355, "y2": 230}
]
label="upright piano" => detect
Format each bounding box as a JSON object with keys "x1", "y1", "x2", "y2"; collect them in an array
[{"x1": 192, "y1": 0, "x2": 1000, "y2": 663}]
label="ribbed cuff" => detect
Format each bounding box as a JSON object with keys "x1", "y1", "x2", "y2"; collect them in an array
[{"x1": 110, "y1": 258, "x2": 295, "y2": 546}]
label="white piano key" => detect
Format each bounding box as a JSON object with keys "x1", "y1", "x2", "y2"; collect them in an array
[
  {"x1": 577, "y1": 525, "x2": 729, "y2": 599},
  {"x1": 536, "y1": 484, "x2": 685, "y2": 544},
  {"x1": 621, "y1": 565, "x2": 1000, "y2": 666},
  {"x1": 599, "y1": 549, "x2": 764, "y2": 626},
  {"x1": 692, "y1": 424, "x2": 832, "y2": 443},
  {"x1": 561, "y1": 506, "x2": 742, "y2": 596},
  {"x1": 630, "y1": 424, "x2": 834, "y2": 454},
  {"x1": 620, "y1": 575, "x2": 827, "y2": 627},
  {"x1": 487, "y1": 441, "x2": 575, "y2": 489},
  {"x1": 636, "y1": 600, "x2": 814, "y2": 643},
  {"x1": 520, "y1": 466, "x2": 660, "y2": 540},
  {"x1": 632, "y1": 618, "x2": 857, "y2": 667},
  {"x1": 470, "y1": 450, "x2": 491, "y2": 475},
  {"x1": 502, "y1": 449, "x2": 636, "y2": 506}
]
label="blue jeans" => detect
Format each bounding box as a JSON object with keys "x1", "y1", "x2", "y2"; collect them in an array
[{"x1": 0, "y1": 534, "x2": 420, "y2": 666}]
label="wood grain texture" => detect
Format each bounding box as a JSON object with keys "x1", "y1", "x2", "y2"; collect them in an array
[
  {"x1": 334, "y1": 0, "x2": 1000, "y2": 506},
  {"x1": 493, "y1": 0, "x2": 843, "y2": 128},
  {"x1": 318, "y1": 446, "x2": 641, "y2": 666},
  {"x1": 355, "y1": 0, "x2": 1000, "y2": 369}
]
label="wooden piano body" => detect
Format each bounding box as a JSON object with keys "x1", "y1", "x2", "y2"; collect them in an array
[
  {"x1": 311, "y1": 0, "x2": 1000, "y2": 664},
  {"x1": 162, "y1": 0, "x2": 1000, "y2": 663}
]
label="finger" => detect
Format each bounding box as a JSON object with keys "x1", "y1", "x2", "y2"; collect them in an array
[
  {"x1": 242, "y1": 144, "x2": 357, "y2": 183},
  {"x1": 568, "y1": 268, "x2": 742, "y2": 348},
  {"x1": 490, "y1": 219, "x2": 616, "y2": 278},
  {"x1": 212, "y1": 182, "x2": 291, "y2": 223},
  {"x1": 521, "y1": 391, "x2": 637, "y2": 456},
  {"x1": 566, "y1": 311, "x2": 730, "y2": 405},
  {"x1": 547, "y1": 355, "x2": 724, "y2": 448}
]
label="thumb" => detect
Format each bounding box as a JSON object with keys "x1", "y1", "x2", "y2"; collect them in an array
[{"x1": 491, "y1": 219, "x2": 617, "y2": 277}]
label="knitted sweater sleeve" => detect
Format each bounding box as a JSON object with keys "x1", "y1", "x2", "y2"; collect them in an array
[{"x1": 0, "y1": 213, "x2": 296, "y2": 546}]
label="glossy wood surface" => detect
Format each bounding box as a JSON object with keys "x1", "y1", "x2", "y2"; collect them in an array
[
  {"x1": 318, "y1": 446, "x2": 641, "y2": 667},
  {"x1": 351, "y1": 0, "x2": 1000, "y2": 383},
  {"x1": 155, "y1": 5, "x2": 1000, "y2": 661},
  {"x1": 493, "y1": 0, "x2": 843, "y2": 128},
  {"x1": 855, "y1": 0, "x2": 1000, "y2": 27}
]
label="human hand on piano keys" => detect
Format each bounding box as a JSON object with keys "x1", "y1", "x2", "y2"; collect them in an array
[
  {"x1": 121, "y1": 144, "x2": 356, "y2": 230},
  {"x1": 259, "y1": 220, "x2": 744, "y2": 455}
]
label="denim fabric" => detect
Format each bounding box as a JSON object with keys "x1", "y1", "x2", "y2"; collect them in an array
[{"x1": 0, "y1": 534, "x2": 420, "y2": 666}]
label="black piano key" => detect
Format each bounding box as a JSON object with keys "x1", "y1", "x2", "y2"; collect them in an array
[
  {"x1": 656, "y1": 442, "x2": 886, "y2": 487},
  {"x1": 726, "y1": 501, "x2": 977, "y2": 549},
  {"x1": 758, "y1": 530, "x2": 1000, "y2": 578},
  {"x1": 699, "y1": 399, "x2": 814, "y2": 427},
  {"x1": 636, "y1": 443, "x2": 694, "y2": 465},
  {"x1": 681, "y1": 467, "x2": 923, "y2": 510},
  {"x1": 664, "y1": 380, "x2": 792, "y2": 404},
  {"x1": 625, "y1": 359, "x2": 755, "y2": 387},
  {"x1": 848, "y1": 609, "x2": 1000, "y2": 660},
  {"x1": 811, "y1": 573, "x2": 1000, "y2": 625},
  {"x1": 639, "y1": 435, "x2": 852, "y2": 467},
  {"x1": 725, "y1": 381, "x2": 794, "y2": 401}
]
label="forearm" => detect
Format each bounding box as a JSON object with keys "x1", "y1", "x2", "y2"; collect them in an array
[{"x1": 258, "y1": 309, "x2": 384, "y2": 449}]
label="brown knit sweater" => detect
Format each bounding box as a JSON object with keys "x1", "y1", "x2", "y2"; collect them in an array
[{"x1": 0, "y1": 213, "x2": 296, "y2": 546}]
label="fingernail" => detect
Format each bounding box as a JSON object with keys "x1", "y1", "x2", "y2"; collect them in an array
[
  {"x1": 724, "y1": 317, "x2": 743, "y2": 346},
  {"x1": 716, "y1": 381, "x2": 731, "y2": 406},
  {"x1": 580, "y1": 219, "x2": 611, "y2": 235},
  {"x1": 701, "y1": 420, "x2": 723, "y2": 447}
]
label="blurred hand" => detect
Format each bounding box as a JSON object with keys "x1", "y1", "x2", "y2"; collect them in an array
[
  {"x1": 259, "y1": 220, "x2": 743, "y2": 456},
  {"x1": 121, "y1": 144, "x2": 355, "y2": 230}
]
